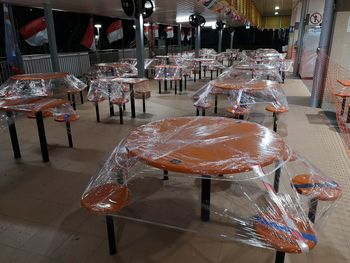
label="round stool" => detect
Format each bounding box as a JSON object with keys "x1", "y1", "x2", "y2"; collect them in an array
[
  {"x1": 194, "y1": 102, "x2": 212, "y2": 116},
  {"x1": 226, "y1": 107, "x2": 250, "y2": 120},
  {"x1": 265, "y1": 104, "x2": 288, "y2": 132}
]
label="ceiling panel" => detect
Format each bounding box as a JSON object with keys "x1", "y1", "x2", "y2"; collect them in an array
[
  {"x1": 252, "y1": 0, "x2": 293, "y2": 16},
  {"x1": 1, "y1": 0, "x2": 243, "y2": 26}
]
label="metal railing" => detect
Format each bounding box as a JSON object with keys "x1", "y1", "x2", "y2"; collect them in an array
[{"x1": 23, "y1": 52, "x2": 90, "y2": 76}]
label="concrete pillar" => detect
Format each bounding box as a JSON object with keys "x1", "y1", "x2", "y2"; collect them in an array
[
  {"x1": 294, "y1": 0, "x2": 309, "y2": 76},
  {"x1": 177, "y1": 24, "x2": 182, "y2": 53},
  {"x1": 195, "y1": 26, "x2": 201, "y2": 58},
  {"x1": 218, "y1": 29, "x2": 223, "y2": 53},
  {"x1": 230, "y1": 31, "x2": 234, "y2": 49},
  {"x1": 135, "y1": 13, "x2": 145, "y2": 78},
  {"x1": 311, "y1": 0, "x2": 335, "y2": 107},
  {"x1": 43, "y1": 3, "x2": 60, "y2": 72}
]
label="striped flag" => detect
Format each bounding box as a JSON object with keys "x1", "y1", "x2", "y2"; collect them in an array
[
  {"x1": 152, "y1": 24, "x2": 159, "y2": 38},
  {"x1": 19, "y1": 16, "x2": 48, "y2": 46},
  {"x1": 80, "y1": 18, "x2": 96, "y2": 51},
  {"x1": 165, "y1": 26, "x2": 174, "y2": 38},
  {"x1": 106, "y1": 20, "x2": 123, "y2": 44}
]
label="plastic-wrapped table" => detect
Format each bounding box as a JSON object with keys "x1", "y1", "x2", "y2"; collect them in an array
[{"x1": 81, "y1": 117, "x2": 340, "y2": 261}]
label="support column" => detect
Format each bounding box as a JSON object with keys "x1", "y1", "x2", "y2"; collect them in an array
[
  {"x1": 195, "y1": 26, "x2": 201, "y2": 58},
  {"x1": 135, "y1": 13, "x2": 145, "y2": 78},
  {"x1": 43, "y1": 3, "x2": 60, "y2": 72},
  {"x1": 218, "y1": 29, "x2": 223, "y2": 53},
  {"x1": 310, "y1": 0, "x2": 335, "y2": 108},
  {"x1": 177, "y1": 24, "x2": 182, "y2": 53},
  {"x1": 230, "y1": 31, "x2": 234, "y2": 49},
  {"x1": 294, "y1": 0, "x2": 309, "y2": 76}
]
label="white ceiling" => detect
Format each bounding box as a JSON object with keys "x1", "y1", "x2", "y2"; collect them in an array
[
  {"x1": 2, "y1": 0, "x2": 243, "y2": 26},
  {"x1": 253, "y1": 0, "x2": 293, "y2": 16}
]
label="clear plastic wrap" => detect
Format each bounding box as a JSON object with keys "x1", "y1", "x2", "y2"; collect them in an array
[
  {"x1": 81, "y1": 117, "x2": 340, "y2": 253},
  {"x1": 200, "y1": 48, "x2": 217, "y2": 57},
  {"x1": 193, "y1": 70, "x2": 288, "y2": 112},
  {"x1": 154, "y1": 65, "x2": 182, "y2": 80},
  {"x1": 88, "y1": 63, "x2": 138, "y2": 79},
  {"x1": 87, "y1": 78, "x2": 130, "y2": 103},
  {"x1": 0, "y1": 73, "x2": 87, "y2": 100}
]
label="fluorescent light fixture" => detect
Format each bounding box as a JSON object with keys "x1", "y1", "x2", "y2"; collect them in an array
[
  {"x1": 144, "y1": 22, "x2": 151, "y2": 26},
  {"x1": 275, "y1": 6, "x2": 280, "y2": 10},
  {"x1": 133, "y1": 25, "x2": 136, "y2": 29},
  {"x1": 274, "y1": 12, "x2": 279, "y2": 15},
  {"x1": 204, "y1": 21, "x2": 216, "y2": 28},
  {"x1": 176, "y1": 16, "x2": 189, "y2": 23},
  {"x1": 94, "y1": 24, "x2": 102, "y2": 29}
]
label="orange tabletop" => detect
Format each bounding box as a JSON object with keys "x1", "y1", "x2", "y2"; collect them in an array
[
  {"x1": 10, "y1": 72, "x2": 69, "y2": 81},
  {"x1": 0, "y1": 98, "x2": 67, "y2": 113},
  {"x1": 337, "y1": 79, "x2": 350, "y2": 87},
  {"x1": 126, "y1": 117, "x2": 288, "y2": 175},
  {"x1": 211, "y1": 79, "x2": 280, "y2": 91}
]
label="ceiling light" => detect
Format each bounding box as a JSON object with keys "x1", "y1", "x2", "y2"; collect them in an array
[
  {"x1": 94, "y1": 24, "x2": 102, "y2": 29},
  {"x1": 204, "y1": 21, "x2": 216, "y2": 28},
  {"x1": 144, "y1": 22, "x2": 151, "y2": 26},
  {"x1": 274, "y1": 12, "x2": 279, "y2": 15},
  {"x1": 275, "y1": 6, "x2": 280, "y2": 10},
  {"x1": 176, "y1": 16, "x2": 189, "y2": 23}
]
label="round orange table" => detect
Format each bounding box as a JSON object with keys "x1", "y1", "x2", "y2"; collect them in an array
[{"x1": 126, "y1": 117, "x2": 289, "y2": 221}]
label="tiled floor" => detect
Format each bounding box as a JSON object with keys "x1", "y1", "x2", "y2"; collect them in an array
[{"x1": 0, "y1": 76, "x2": 349, "y2": 262}]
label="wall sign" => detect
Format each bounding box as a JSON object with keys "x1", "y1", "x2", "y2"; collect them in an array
[{"x1": 310, "y1": 12, "x2": 323, "y2": 25}]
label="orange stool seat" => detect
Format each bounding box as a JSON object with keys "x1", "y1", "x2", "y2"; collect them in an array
[
  {"x1": 27, "y1": 110, "x2": 52, "y2": 118},
  {"x1": 54, "y1": 114, "x2": 80, "y2": 122},
  {"x1": 111, "y1": 98, "x2": 129, "y2": 105},
  {"x1": 254, "y1": 213, "x2": 317, "y2": 253},
  {"x1": 292, "y1": 174, "x2": 342, "y2": 201},
  {"x1": 226, "y1": 107, "x2": 250, "y2": 116},
  {"x1": 194, "y1": 102, "x2": 212, "y2": 109},
  {"x1": 265, "y1": 105, "x2": 288, "y2": 113},
  {"x1": 334, "y1": 92, "x2": 350, "y2": 98},
  {"x1": 81, "y1": 183, "x2": 131, "y2": 213}
]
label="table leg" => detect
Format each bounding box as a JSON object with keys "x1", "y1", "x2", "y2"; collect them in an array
[
  {"x1": 72, "y1": 94, "x2": 76, "y2": 110},
  {"x1": 214, "y1": 95, "x2": 218, "y2": 114},
  {"x1": 341, "y1": 98, "x2": 346, "y2": 115},
  {"x1": 308, "y1": 198, "x2": 318, "y2": 223},
  {"x1": 184, "y1": 76, "x2": 187, "y2": 90},
  {"x1": 67, "y1": 93, "x2": 71, "y2": 102},
  {"x1": 164, "y1": 80, "x2": 168, "y2": 91},
  {"x1": 66, "y1": 120, "x2": 73, "y2": 148},
  {"x1": 196, "y1": 108, "x2": 199, "y2": 116},
  {"x1": 199, "y1": 62, "x2": 202, "y2": 80},
  {"x1": 163, "y1": 170, "x2": 169, "y2": 180},
  {"x1": 275, "y1": 251, "x2": 285, "y2": 263},
  {"x1": 180, "y1": 79, "x2": 183, "y2": 93},
  {"x1": 35, "y1": 111, "x2": 49, "y2": 163},
  {"x1": 273, "y1": 113, "x2": 278, "y2": 132},
  {"x1": 273, "y1": 166, "x2": 281, "y2": 192},
  {"x1": 119, "y1": 105, "x2": 123, "y2": 124},
  {"x1": 170, "y1": 81, "x2": 173, "y2": 90},
  {"x1": 142, "y1": 93, "x2": 146, "y2": 113},
  {"x1": 201, "y1": 175, "x2": 211, "y2": 221},
  {"x1": 105, "y1": 215, "x2": 117, "y2": 255},
  {"x1": 211, "y1": 71, "x2": 213, "y2": 80},
  {"x1": 159, "y1": 80, "x2": 162, "y2": 94},
  {"x1": 108, "y1": 90, "x2": 114, "y2": 117},
  {"x1": 174, "y1": 81, "x2": 177, "y2": 95},
  {"x1": 95, "y1": 103, "x2": 100, "y2": 123},
  {"x1": 80, "y1": 90, "x2": 84, "y2": 104},
  {"x1": 130, "y1": 84, "x2": 136, "y2": 118},
  {"x1": 6, "y1": 112, "x2": 21, "y2": 159}
]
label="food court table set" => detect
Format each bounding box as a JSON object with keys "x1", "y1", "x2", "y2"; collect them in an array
[
  {"x1": 81, "y1": 116, "x2": 341, "y2": 263},
  {"x1": 0, "y1": 73, "x2": 86, "y2": 162}
]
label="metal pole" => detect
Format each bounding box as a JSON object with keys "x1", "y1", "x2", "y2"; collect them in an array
[
  {"x1": 43, "y1": 3, "x2": 60, "y2": 72},
  {"x1": 310, "y1": 0, "x2": 335, "y2": 108},
  {"x1": 135, "y1": 13, "x2": 145, "y2": 78},
  {"x1": 195, "y1": 26, "x2": 200, "y2": 58},
  {"x1": 294, "y1": 0, "x2": 309, "y2": 76},
  {"x1": 230, "y1": 31, "x2": 234, "y2": 49},
  {"x1": 177, "y1": 24, "x2": 182, "y2": 53},
  {"x1": 218, "y1": 29, "x2": 223, "y2": 53}
]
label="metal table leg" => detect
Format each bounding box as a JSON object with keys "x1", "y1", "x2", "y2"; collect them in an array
[
  {"x1": 80, "y1": 90, "x2": 84, "y2": 104},
  {"x1": 6, "y1": 112, "x2": 21, "y2": 159},
  {"x1": 201, "y1": 175, "x2": 211, "y2": 221},
  {"x1": 35, "y1": 111, "x2": 49, "y2": 162},
  {"x1": 106, "y1": 215, "x2": 117, "y2": 255},
  {"x1": 130, "y1": 83, "x2": 136, "y2": 118},
  {"x1": 72, "y1": 94, "x2": 76, "y2": 110},
  {"x1": 65, "y1": 120, "x2": 73, "y2": 148},
  {"x1": 95, "y1": 103, "x2": 100, "y2": 123},
  {"x1": 142, "y1": 93, "x2": 146, "y2": 113}
]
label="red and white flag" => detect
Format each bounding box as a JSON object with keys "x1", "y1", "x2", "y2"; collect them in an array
[
  {"x1": 165, "y1": 26, "x2": 174, "y2": 38},
  {"x1": 19, "y1": 16, "x2": 48, "y2": 46},
  {"x1": 80, "y1": 18, "x2": 96, "y2": 51},
  {"x1": 152, "y1": 24, "x2": 159, "y2": 38},
  {"x1": 144, "y1": 25, "x2": 150, "y2": 39},
  {"x1": 106, "y1": 20, "x2": 123, "y2": 44}
]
